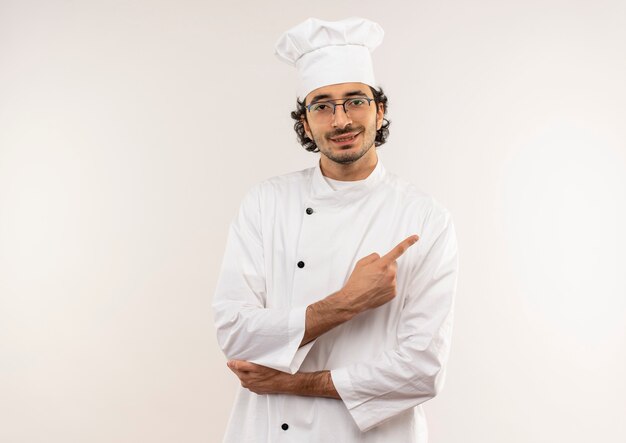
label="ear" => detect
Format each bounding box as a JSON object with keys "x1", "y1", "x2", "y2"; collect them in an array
[
  {"x1": 376, "y1": 102, "x2": 384, "y2": 131},
  {"x1": 302, "y1": 116, "x2": 313, "y2": 139}
]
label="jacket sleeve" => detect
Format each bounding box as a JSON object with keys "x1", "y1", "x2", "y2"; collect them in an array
[
  {"x1": 330, "y1": 207, "x2": 459, "y2": 431},
  {"x1": 212, "y1": 185, "x2": 315, "y2": 374}
]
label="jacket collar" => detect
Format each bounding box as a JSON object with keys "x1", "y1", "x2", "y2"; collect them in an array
[{"x1": 309, "y1": 157, "x2": 386, "y2": 205}]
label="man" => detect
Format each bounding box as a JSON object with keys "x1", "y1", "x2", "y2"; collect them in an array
[{"x1": 213, "y1": 17, "x2": 458, "y2": 443}]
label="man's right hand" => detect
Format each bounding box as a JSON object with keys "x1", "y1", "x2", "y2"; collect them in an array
[
  {"x1": 300, "y1": 234, "x2": 419, "y2": 347},
  {"x1": 340, "y1": 235, "x2": 419, "y2": 314}
]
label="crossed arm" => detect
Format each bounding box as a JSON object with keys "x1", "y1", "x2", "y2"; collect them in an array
[{"x1": 226, "y1": 235, "x2": 419, "y2": 398}]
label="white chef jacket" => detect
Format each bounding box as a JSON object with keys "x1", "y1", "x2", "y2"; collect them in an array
[{"x1": 213, "y1": 159, "x2": 458, "y2": 443}]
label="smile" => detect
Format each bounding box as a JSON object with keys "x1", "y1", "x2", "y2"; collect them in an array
[{"x1": 330, "y1": 132, "x2": 361, "y2": 145}]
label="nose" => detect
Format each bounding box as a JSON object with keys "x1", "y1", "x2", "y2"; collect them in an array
[{"x1": 331, "y1": 104, "x2": 352, "y2": 128}]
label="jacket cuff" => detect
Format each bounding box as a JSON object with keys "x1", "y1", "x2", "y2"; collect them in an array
[
  {"x1": 284, "y1": 305, "x2": 316, "y2": 373},
  {"x1": 251, "y1": 305, "x2": 315, "y2": 373},
  {"x1": 330, "y1": 367, "x2": 376, "y2": 431}
]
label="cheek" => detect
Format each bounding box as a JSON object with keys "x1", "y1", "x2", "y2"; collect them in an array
[{"x1": 307, "y1": 124, "x2": 325, "y2": 141}]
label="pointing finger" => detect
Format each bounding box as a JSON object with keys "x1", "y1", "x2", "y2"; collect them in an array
[{"x1": 381, "y1": 235, "x2": 419, "y2": 264}]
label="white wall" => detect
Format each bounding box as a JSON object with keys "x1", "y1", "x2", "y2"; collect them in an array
[{"x1": 1, "y1": 1, "x2": 625, "y2": 442}]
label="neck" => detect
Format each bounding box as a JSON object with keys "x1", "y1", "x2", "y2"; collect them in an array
[{"x1": 319, "y1": 149, "x2": 378, "y2": 181}]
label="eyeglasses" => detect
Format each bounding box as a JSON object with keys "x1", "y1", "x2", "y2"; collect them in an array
[{"x1": 306, "y1": 97, "x2": 375, "y2": 121}]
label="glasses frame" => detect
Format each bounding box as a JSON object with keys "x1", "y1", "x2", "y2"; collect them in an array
[{"x1": 306, "y1": 97, "x2": 375, "y2": 116}]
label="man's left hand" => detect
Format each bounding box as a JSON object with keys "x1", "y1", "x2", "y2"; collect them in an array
[{"x1": 227, "y1": 360, "x2": 292, "y2": 395}]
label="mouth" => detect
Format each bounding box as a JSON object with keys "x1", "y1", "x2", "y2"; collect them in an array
[{"x1": 329, "y1": 131, "x2": 361, "y2": 146}]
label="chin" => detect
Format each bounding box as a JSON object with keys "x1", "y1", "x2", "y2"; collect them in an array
[{"x1": 328, "y1": 148, "x2": 369, "y2": 164}]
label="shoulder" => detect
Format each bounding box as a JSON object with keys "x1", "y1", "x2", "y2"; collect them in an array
[
  {"x1": 237, "y1": 166, "x2": 314, "y2": 213},
  {"x1": 244, "y1": 166, "x2": 314, "y2": 197},
  {"x1": 380, "y1": 170, "x2": 457, "y2": 262},
  {"x1": 259, "y1": 166, "x2": 314, "y2": 192},
  {"x1": 379, "y1": 169, "x2": 452, "y2": 224}
]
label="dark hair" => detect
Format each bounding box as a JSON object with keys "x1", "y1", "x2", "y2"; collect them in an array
[{"x1": 290, "y1": 86, "x2": 390, "y2": 153}]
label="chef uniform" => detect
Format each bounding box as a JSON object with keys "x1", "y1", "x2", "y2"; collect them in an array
[{"x1": 213, "y1": 17, "x2": 459, "y2": 443}]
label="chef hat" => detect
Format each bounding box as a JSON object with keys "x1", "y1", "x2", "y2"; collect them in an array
[{"x1": 274, "y1": 17, "x2": 384, "y2": 100}]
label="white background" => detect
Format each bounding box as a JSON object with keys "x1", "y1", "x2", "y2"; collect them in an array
[{"x1": 1, "y1": 0, "x2": 625, "y2": 442}]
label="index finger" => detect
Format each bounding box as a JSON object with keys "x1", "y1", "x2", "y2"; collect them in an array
[{"x1": 381, "y1": 235, "x2": 419, "y2": 263}]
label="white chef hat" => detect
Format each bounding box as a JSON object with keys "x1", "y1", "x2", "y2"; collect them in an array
[{"x1": 274, "y1": 17, "x2": 384, "y2": 100}]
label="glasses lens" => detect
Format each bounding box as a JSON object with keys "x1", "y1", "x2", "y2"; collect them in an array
[
  {"x1": 310, "y1": 103, "x2": 332, "y2": 112},
  {"x1": 345, "y1": 98, "x2": 370, "y2": 113},
  {"x1": 309, "y1": 102, "x2": 333, "y2": 120}
]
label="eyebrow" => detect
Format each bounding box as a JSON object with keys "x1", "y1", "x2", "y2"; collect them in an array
[{"x1": 309, "y1": 90, "x2": 369, "y2": 104}]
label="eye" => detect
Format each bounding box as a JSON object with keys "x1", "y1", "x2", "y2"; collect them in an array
[
  {"x1": 348, "y1": 98, "x2": 366, "y2": 107},
  {"x1": 310, "y1": 103, "x2": 330, "y2": 112}
]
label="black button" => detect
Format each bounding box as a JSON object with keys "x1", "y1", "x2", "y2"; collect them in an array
[
  {"x1": 297, "y1": 261, "x2": 305, "y2": 268},
  {"x1": 281, "y1": 423, "x2": 289, "y2": 431},
  {"x1": 306, "y1": 207, "x2": 314, "y2": 215}
]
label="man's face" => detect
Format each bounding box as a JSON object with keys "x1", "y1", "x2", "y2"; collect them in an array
[{"x1": 302, "y1": 82, "x2": 384, "y2": 165}]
